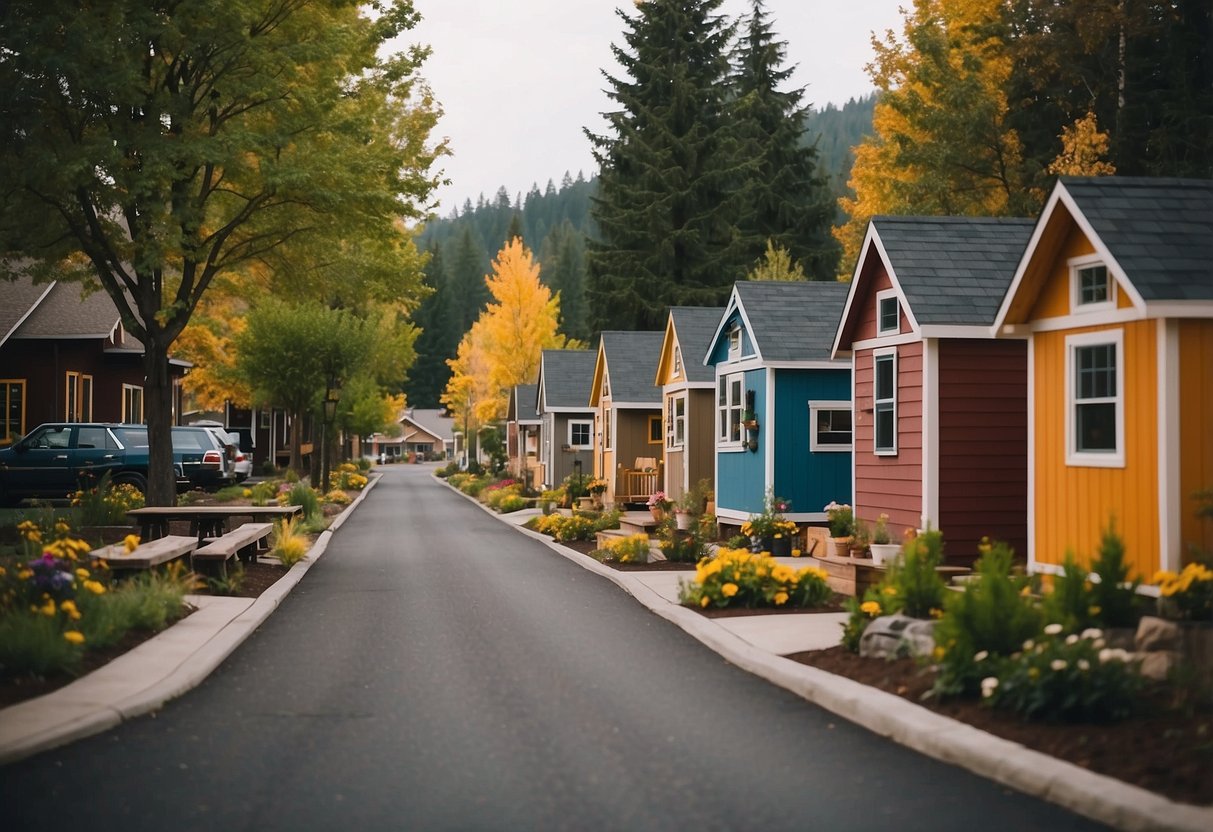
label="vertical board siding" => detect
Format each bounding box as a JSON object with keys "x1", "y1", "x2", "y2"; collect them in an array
[
  {"x1": 772, "y1": 369, "x2": 852, "y2": 514},
  {"x1": 688, "y1": 388, "x2": 716, "y2": 496},
  {"x1": 937, "y1": 339, "x2": 1029, "y2": 561},
  {"x1": 716, "y1": 369, "x2": 766, "y2": 516},
  {"x1": 1034, "y1": 320, "x2": 1160, "y2": 579},
  {"x1": 854, "y1": 340, "x2": 924, "y2": 534},
  {"x1": 852, "y1": 263, "x2": 896, "y2": 344},
  {"x1": 1179, "y1": 320, "x2": 1213, "y2": 560},
  {"x1": 1029, "y1": 225, "x2": 1096, "y2": 321}
]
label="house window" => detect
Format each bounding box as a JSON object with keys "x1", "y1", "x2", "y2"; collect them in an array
[
  {"x1": 1070, "y1": 257, "x2": 1116, "y2": 313},
  {"x1": 647, "y1": 414, "x2": 662, "y2": 444},
  {"x1": 1066, "y1": 330, "x2": 1124, "y2": 467},
  {"x1": 809, "y1": 401, "x2": 853, "y2": 452},
  {"x1": 64, "y1": 372, "x2": 94, "y2": 421},
  {"x1": 877, "y1": 289, "x2": 900, "y2": 336},
  {"x1": 1, "y1": 380, "x2": 25, "y2": 441},
  {"x1": 728, "y1": 326, "x2": 742, "y2": 360},
  {"x1": 667, "y1": 395, "x2": 686, "y2": 449},
  {"x1": 602, "y1": 408, "x2": 612, "y2": 451},
  {"x1": 717, "y1": 373, "x2": 744, "y2": 446},
  {"x1": 873, "y1": 350, "x2": 897, "y2": 454},
  {"x1": 568, "y1": 420, "x2": 592, "y2": 449},
  {"x1": 121, "y1": 384, "x2": 144, "y2": 424},
  {"x1": 81, "y1": 375, "x2": 93, "y2": 421},
  {"x1": 260, "y1": 410, "x2": 271, "y2": 429},
  {"x1": 672, "y1": 346, "x2": 683, "y2": 379}
]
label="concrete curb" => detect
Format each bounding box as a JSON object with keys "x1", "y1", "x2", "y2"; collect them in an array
[
  {"x1": 0, "y1": 472, "x2": 382, "y2": 766},
  {"x1": 441, "y1": 475, "x2": 1213, "y2": 832}
]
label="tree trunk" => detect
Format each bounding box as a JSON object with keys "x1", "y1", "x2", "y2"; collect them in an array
[
  {"x1": 143, "y1": 342, "x2": 177, "y2": 507},
  {"x1": 289, "y1": 409, "x2": 304, "y2": 474}
]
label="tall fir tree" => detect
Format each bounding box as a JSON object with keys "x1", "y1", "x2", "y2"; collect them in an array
[
  {"x1": 446, "y1": 225, "x2": 490, "y2": 333},
  {"x1": 406, "y1": 243, "x2": 457, "y2": 408},
  {"x1": 586, "y1": 0, "x2": 744, "y2": 332},
  {"x1": 539, "y1": 220, "x2": 590, "y2": 342},
  {"x1": 730, "y1": 0, "x2": 838, "y2": 280}
]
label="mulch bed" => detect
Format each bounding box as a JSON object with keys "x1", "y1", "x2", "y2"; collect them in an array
[
  {"x1": 695, "y1": 593, "x2": 850, "y2": 617},
  {"x1": 789, "y1": 646, "x2": 1213, "y2": 807}
]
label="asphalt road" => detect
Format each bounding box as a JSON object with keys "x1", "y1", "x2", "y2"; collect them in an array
[{"x1": 0, "y1": 465, "x2": 1110, "y2": 831}]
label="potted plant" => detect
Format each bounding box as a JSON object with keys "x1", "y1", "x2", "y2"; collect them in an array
[
  {"x1": 673, "y1": 489, "x2": 701, "y2": 530},
  {"x1": 741, "y1": 492, "x2": 797, "y2": 555},
  {"x1": 850, "y1": 520, "x2": 871, "y2": 558},
  {"x1": 824, "y1": 501, "x2": 854, "y2": 558},
  {"x1": 868, "y1": 513, "x2": 900, "y2": 565},
  {"x1": 586, "y1": 476, "x2": 608, "y2": 509},
  {"x1": 647, "y1": 490, "x2": 672, "y2": 522},
  {"x1": 741, "y1": 409, "x2": 759, "y2": 431}
]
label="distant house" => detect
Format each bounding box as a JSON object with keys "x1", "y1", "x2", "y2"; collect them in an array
[
  {"x1": 506, "y1": 383, "x2": 541, "y2": 486},
  {"x1": 993, "y1": 176, "x2": 1213, "y2": 579},
  {"x1": 589, "y1": 331, "x2": 665, "y2": 506},
  {"x1": 535, "y1": 349, "x2": 597, "y2": 490},
  {"x1": 705, "y1": 281, "x2": 851, "y2": 530},
  {"x1": 654, "y1": 307, "x2": 724, "y2": 502},
  {"x1": 833, "y1": 216, "x2": 1035, "y2": 565},
  {"x1": 0, "y1": 275, "x2": 188, "y2": 441},
  {"x1": 366, "y1": 408, "x2": 454, "y2": 462}
]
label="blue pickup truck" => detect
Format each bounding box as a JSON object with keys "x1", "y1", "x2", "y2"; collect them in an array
[{"x1": 0, "y1": 423, "x2": 236, "y2": 505}]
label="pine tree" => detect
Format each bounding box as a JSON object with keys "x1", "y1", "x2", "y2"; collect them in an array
[
  {"x1": 406, "y1": 243, "x2": 457, "y2": 408},
  {"x1": 730, "y1": 0, "x2": 839, "y2": 280},
  {"x1": 587, "y1": 0, "x2": 744, "y2": 332},
  {"x1": 446, "y1": 226, "x2": 490, "y2": 332},
  {"x1": 539, "y1": 220, "x2": 590, "y2": 342}
]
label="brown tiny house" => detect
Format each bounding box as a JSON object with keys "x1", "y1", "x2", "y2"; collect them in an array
[{"x1": 654, "y1": 307, "x2": 723, "y2": 503}]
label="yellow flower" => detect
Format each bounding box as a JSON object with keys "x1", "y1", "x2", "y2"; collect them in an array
[
  {"x1": 721, "y1": 583, "x2": 738, "y2": 598},
  {"x1": 83, "y1": 580, "x2": 106, "y2": 595},
  {"x1": 773, "y1": 591, "x2": 789, "y2": 606},
  {"x1": 123, "y1": 534, "x2": 141, "y2": 553},
  {"x1": 791, "y1": 548, "x2": 802, "y2": 558},
  {"x1": 929, "y1": 608, "x2": 943, "y2": 619},
  {"x1": 17, "y1": 569, "x2": 33, "y2": 581},
  {"x1": 700, "y1": 595, "x2": 710, "y2": 608},
  {"x1": 1087, "y1": 605, "x2": 1102, "y2": 617},
  {"x1": 243, "y1": 488, "x2": 253, "y2": 498},
  {"x1": 61, "y1": 600, "x2": 81, "y2": 620},
  {"x1": 39, "y1": 599, "x2": 56, "y2": 616},
  {"x1": 63, "y1": 631, "x2": 85, "y2": 645},
  {"x1": 0, "y1": 565, "x2": 5, "y2": 577},
  {"x1": 1020, "y1": 585, "x2": 1032, "y2": 597},
  {"x1": 932, "y1": 645, "x2": 946, "y2": 661},
  {"x1": 860, "y1": 600, "x2": 881, "y2": 616},
  {"x1": 75, "y1": 568, "x2": 90, "y2": 579},
  {"x1": 881, "y1": 586, "x2": 897, "y2": 596}
]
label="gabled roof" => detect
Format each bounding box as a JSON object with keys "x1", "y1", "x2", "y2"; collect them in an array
[
  {"x1": 997, "y1": 176, "x2": 1213, "y2": 328},
  {"x1": 536, "y1": 349, "x2": 597, "y2": 412},
  {"x1": 404, "y1": 408, "x2": 454, "y2": 444},
  {"x1": 1, "y1": 275, "x2": 121, "y2": 347},
  {"x1": 507, "y1": 384, "x2": 539, "y2": 423},
  {"x1": 590, "y1": 331, "x2": 664, "y2": 407},
  {"x1": 833, "y1": 216, "x2": 1035, "y2": 352},
  {"x1": 655, "y1": 306, "x2": 723, "y2": 385},
  {"x1": 709, "y1": 281, "x2": 850, "y2": 364}
]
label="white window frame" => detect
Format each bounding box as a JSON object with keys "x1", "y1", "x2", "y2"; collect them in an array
[
  {"x1": 727, "y1": 326, "x2": 742, "y2": 360},
  {"x1": 1, "y1": 379, "x2": 26, "y2": 439},
  {"x1": 1065, "y1": 329, "x2": 1125, "y2": 468},
  {"x1": 717, "y1": 373, "x2": 744, "y2": 449},
  {"x1": 672, "y1": 346, "x2": 683, "y2": 379},
  {"x1": 602, "y1": 407, "x2": 613, "y2": 451},
  {"x1": 121, "y1": 383, "x2": 144, "y2": 424},
  {"x1": 568, "y1": 419, "x2": 593, "y2": 450},
  {"x1": 876, "y1": 289, "x2": 900, "y2": 336},
  {"x1": 873, "y1": 348, "x2": 898, "y2": 455},
  {"x1": 667, "y1": 394, "x2": 686, "y2": 450},
  {"x1": 1069, "y1": 255, "x2": 1116, "y2": 315},
  {"x1": 809, "y1": 400, "x2": 853, "y2": 452}
]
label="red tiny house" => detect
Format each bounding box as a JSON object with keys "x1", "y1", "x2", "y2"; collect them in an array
[{"x1": 835, "y1": 216, "x2": 1035, "y2": 564}]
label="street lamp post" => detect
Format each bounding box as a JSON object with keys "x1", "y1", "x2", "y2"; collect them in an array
[{"x1": 322, "y1": 377, "x2": 339, "y2": 492}]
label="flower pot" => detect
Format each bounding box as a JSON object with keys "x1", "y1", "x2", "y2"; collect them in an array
[
  {"x1": 850, "y1": 544, "x2": 869, "y2": 559},
  {"x1": 829, "y1": 536, "x2": 853, "y2": 558},
  {"x1": 650, "y1": 506, "x2": 666, "y2": 522},
  {"x1": 869, "y1": 542, "x2": 899, "y2": 565},
  {"x1": 770, "y1": 536, "x2": 792, "y2": 558},
  {"x1": 578, "y1": 497, "x2": 594, "y2": 510},
  {"x1": 674, "y1": 510, "x2": 691, "y2": 531}
]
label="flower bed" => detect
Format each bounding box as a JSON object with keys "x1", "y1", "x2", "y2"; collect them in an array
[{"x1": 678, "y1": 547, "x2": 833, "y2": 610}]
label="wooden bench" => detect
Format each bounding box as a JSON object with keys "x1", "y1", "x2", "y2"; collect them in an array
[
  {"x1": 190, "y1": 522, "x2": 274, "y2": 578},
  {"x1": 89, "y1": 535, "x2": 198, "y2": 574}
]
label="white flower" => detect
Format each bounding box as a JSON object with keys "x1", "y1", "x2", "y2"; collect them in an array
[
  {"x1": 1077, "y1": 659, "x2": 1091, "y2": 671},
  {"x1": 1023, "y1": 639, "x2": 1035, "y2": 651},
  {"x1": 1081, "y1": 628, "x2": 1104, "y2": 641},
  {"x1": 1065, "y1": 634, "x2": 1079, "y2": 645},
  {"x1": 981, "y1": 677, "x2": 999, "y2": 698},
  {"x1": 1092, "y1": 638, "x2": 1106, "y2": 650},
  {"x1": 1099, "y1": 648, "x2": 1131, "y2": 664},
  {"x1": 973, "y1": 650, "x2": 989, "y2": 662},
  {"x1": 1043, "y1": 623, "x2": 1063, "y2": 636},
  {"x1": 1050, "y1": 659, "x2": 1068, "y2": 671}
]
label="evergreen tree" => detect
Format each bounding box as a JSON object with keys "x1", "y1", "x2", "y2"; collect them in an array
[
  {"x1": 730, "y1": 0, "x2": 839, "y2": 280},
  {"x1": 505, "y1": 213, "x2": 525, "y2": 247},
  {"x1": 406, "y1": 243, "x2": 457, "y2": 408},
  {"x1": 539, "y1": 220, "x2": 590, "y2": 342},
  {"x1": 586, "y1": 0, "x2": 744, "y2": 332},
  {"x1": 446, "y1": 226, "x2": 490, "y2": 332}
]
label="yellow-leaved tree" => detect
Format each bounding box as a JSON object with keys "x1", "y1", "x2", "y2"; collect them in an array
[
  {"x1": 1047, "y1": 111, "x2": 1116, "y2": 178},
  {"x1": 441, "y1": 238, "x2": 581, "y2": 429}
]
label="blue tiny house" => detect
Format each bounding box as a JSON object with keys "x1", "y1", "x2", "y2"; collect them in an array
[{"x1": 705, "y1": 281, "x2": 853, "y2": 529}]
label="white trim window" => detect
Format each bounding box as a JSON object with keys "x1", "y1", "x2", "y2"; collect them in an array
[
  {"x1": 667, "y1": 394, "x2": 686, "y2": 449},
  {"x1": 672, "y1": 346, "x2": 683, "y2": 379},
  {"x1": 602, "y1": 407, "x2": 613, "y2": 451},
  {"x1": 121, "y1": 384, "x2": 144, "y2": 424},
  {"x1": 568, "y1": 420, "x2": 592, "y2": 449},
  {"x1": 873, "y1": 349, "x2": 897, "y2": 455},
  {"x1": 876, "y1": 289, "x2": 900, "y2": 336},
  {"x1": 717, "y1": 373, "x2": 744, "y2": 447},
  {"x1": 809, "y1": 400, "x2": 852, "y2": 452},
  {"x1": 1070, "y1": 256, "x2": 1116, "y2": 314},
  {"x1": 727, "y1": 325, "x2": 742, "y2": 360},
  {"x1": 1066, "y1": 329, "x2": 1124, "y2": 467}
]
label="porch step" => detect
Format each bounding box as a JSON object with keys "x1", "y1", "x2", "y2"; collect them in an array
[{"x1": 617, "y1": 510, "x2": 661, "y2": 536}]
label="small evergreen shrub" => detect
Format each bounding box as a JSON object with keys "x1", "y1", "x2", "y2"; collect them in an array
[{"x1": 884, "y1": 528, "x2": 948, "y2": 619}]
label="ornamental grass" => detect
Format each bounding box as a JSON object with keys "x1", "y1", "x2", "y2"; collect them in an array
[{"x1": 678, "y1": 547, "x2": 831, "y2": 610}]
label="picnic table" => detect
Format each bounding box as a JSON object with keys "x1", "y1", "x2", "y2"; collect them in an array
[
  {"x1": 89, "y1": 535, "x2": 198, "y2": 574},
  {"x1": 126, "y1": 505, "x2": 304, "y2": 541}
]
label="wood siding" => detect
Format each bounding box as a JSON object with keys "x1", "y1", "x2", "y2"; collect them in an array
[
  {"x1": 716, "y1": 368, "x2": 767, "y2": 516},
  {"x1": 1179, "y1": 319, "x2": 1213, "y2": 560},
  {"x1": 1033, "y1": 319, "x2": 1160, "y2": 579},
  {"x1": 937, "y1": 339, "x2": 1028, "y2": 561},
  {"x1": 851, "y1": 265, "x2": 899, "y2": 343},
  {"x1": 773, "y1": 369, "x2": 852, "y2": 515},
  {"x1": 612, "y1": 409, "x2": 660, "y2": 501},
  {"x1": 854, "y1": 341, "x2": 924, "y2": 535},
  {"x1": 686, "y1": 388, "x2": 716, "y2": 496}
]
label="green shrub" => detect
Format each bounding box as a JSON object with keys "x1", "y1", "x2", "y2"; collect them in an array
[
  {"x1": 933, "y1": 540, "x2": 1042, "y2": 697},
  {"x1": 249, "y1": 481, "x2": 277, "y2": 506},
  {"x1": 984, "y1": 624, "x2": 1142, "y2": 722},
  {"x1": 205, "y1": 563, "x2": 246, "y2": 596},
  {"x1": 841, "y1": 588, "x2": 895, "y2": 652},
  {"x1": 356, "y1": 457, "x2": 372, "y2": 472},
  {"x1": 884, "y1": 528, "x2": 948, "y2": 619},
  {"x1": 592, "y1": 533, "x2": 652, "y2": 563},
  {"x1": 435, "y1": 461, "x2": 460, "y2": 478},
  {"x1": 270, "y1": 515, "x2": 310, "y2": 566},
  {"x1": 1045, "y1": 525, "x2": 1143, "y2": 632},
  {"x1": 0, "y1": 613, "x2": 84, "y2": 676},
  {"x1": 214, "y1": 484, "x2": 246, "y2": 502},
  {"x1": 71, "y1": 471, "x2": 145, "y2": 525},
  {"x1": 284, "y1": 468, "x2": 300, "y2": 483},
  {"x1": 284, "y1": 482, "x2": 321, "y2": 521},
  {"x1": 496, "y1": 495, "x2": 528, "y2": 513}
]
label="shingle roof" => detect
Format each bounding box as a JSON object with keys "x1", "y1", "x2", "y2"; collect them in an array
[
  {"x1": 539, "y1": 349, "x2": 597, "y2": 410},
  {"x1": 1, "y1": 275, "x2": 122, "y2": 346},
  {"x1": 406, "y1": 409, "x2": 454, "y2": 443},
  {"x1": 1061, "y1": 176, "x2": 1213, "y2": 301},
  {"x1": 509, "y1": 384, "x2": 539, "y2": 421},
  {"x1": 734, "y1": 281, "x2": 851, "y2": 362},
  {"x1": 873, "y1": 216, "x2": 1036, "y2": 325},
  {"x1": 0, "y1": 277, "x2": 53, "y2": 345},
  {"x1": 668, "y1": 307, "x2": 724, "y2": 382},
  {"x1": 599, "y1": 331, "x2": 664, "y2": 403}
]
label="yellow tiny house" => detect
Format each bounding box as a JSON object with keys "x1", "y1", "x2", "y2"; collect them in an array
[
  {"x1": 995, "y1": 177, "x2": 1213, "y2": 580},
  {"x1": 589, "y1": 331, "x2": 665, "y2": 506}
]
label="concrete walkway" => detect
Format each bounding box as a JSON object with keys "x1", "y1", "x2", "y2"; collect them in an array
[{"x1": 2, "y1": 477, "x2": 1210, "y2": 832}]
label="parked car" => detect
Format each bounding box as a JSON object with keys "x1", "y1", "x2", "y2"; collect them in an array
[
  {"x1": 223, "y1": 431, "x2": 252, "y2": 482},
  {"x1": 172, "y1": 426, "x2": 237, "y2": 491},
  {"x1": 0, "y1": 423, "x2": 194, "y2": 505}
]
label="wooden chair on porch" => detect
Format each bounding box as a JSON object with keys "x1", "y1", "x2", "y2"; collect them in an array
[{"x1": 616, "y1": 456, "x2": 661, "y2": 504}]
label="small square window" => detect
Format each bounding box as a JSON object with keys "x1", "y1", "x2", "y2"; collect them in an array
[
  {"x1": 1070, "y1": 258, "x2": 1115, "y2": 313},
  {"x1": 1078, "y1": 265, "x2": 1109, "y2": 306},
  {"x1": 810, "y1": 401, "x2": 852, "y2": 452},
  {"x1": 569, "y1": 420, "x2": 592, "y2": 449},
  {"x1": 877, "y1": 291, "x2": 899, "y2": 335},
  {"x1": 728, "y1": 326, "x2": 742, "y2": 358}
]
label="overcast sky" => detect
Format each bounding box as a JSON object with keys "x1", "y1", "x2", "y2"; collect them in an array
[{"x1": 405, "y1": 1, "x2": 907, "y2": 215}]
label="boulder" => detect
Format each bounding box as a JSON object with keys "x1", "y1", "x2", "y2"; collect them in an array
[
  {"x1": 1136, "y1": 616, "x2": 1182, "y2": 652},
  {"x1": 1139, "y1": 650, "x2": 1182, "y2": 682},
  {"x1": 859, "y1": 614, "x2": 938, "y2": 660}
]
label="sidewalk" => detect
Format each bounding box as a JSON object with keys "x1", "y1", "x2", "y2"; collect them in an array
[{"x1": 4, "y1": 480, "x2": 1210, "y2": 832}]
